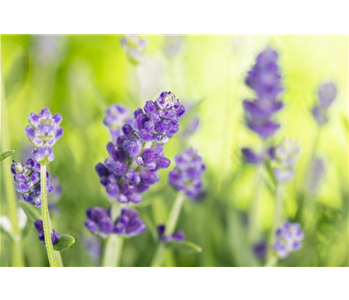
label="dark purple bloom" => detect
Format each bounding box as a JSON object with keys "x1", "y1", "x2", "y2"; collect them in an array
[
  {"x1": 34, "y1": 219, "x2": 60, "y2": 246},
  {"x1": 157, "y1": 224, "x2": 185, "y2": 243},
  {"x1": 25, "y1": 107, "x2": 63, "y2": 148},
  {"x1": 134, "y1": 91, "x2": 185, "y2": 143},
  {"x1": 242, "y1": 47, "x2": 283, "y2": 139},
  {"x1": 85, "y1": 207, "x2": 114, "y2": 237},
  {"x1": 11, "y1": 158, "x2": 53, "y2": 206},
  {"x1": 273, "y1": 221, "x2": 304, "y2": 258},
  {"x1": 114, "y1": 208, "x2": 146, "y2": 237},
  {"x1": 241, "y1": 147, "x2": 263, "y2": 165},
  {"x1": 253, "y1": 240, "x2": 267, "y2": 260},
  {"x1": 96, "y1": 91, "x2": 185, "y2": 204},
  {"x1": 312, "y1": 82, "x2": 337, "y2": 126},
  {"x1": 104, "y1": 105, "x2": 133, "y2": 142},
  {"x1": 169, "y1": 148, "x2": 206, "y2": 200}
]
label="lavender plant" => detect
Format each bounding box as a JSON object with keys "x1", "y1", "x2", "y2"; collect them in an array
[
  {"x1": 272, "y1": 221, "x2": 304, "y2": 259},
  {"x1": 241, "y1": 47, "x2": 284, "y2": 243},
  {"x1": 151, "y1": 148, "x2": 205, "y2": 267},
  {"x1": 265, "y1": 139, "x2": 301, "y2": 266},
  {"x1": 86, "y1": 91, "x2": 185, "y2": 267}
]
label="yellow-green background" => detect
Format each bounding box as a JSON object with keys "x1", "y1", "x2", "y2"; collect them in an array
[{"x1": 1, "y1": 35, "x2": 348, "y2": 266}]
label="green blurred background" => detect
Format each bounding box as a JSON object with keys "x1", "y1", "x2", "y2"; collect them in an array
[{"x1": 1, "y1": 35, "x2": 348, "y2": 267}]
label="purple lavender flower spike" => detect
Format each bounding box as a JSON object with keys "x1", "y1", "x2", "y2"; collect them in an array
[
  {"x1": 241, "y1": 147, "x2": 263, "y2": 165},
  {"x1": 273, "y1": 221, "x2": 304, "y2": 258},
  {"x1": 34, "y1": 219, "x2": 61, "y2": 246},
  {"x1": 96, "y1": 91, "x2": 185, "y2": 204},
  {"x1": 25, "y1": 107, "x2": 63, "y2": 149},
  {"x1": 312, "y1": 82, "x2": 337, "y2": 126},
  {"x1": 120, "y1": 35, "x2": 147, "y2": 65},
  {"x1": 114, "y1": 208, "x2": 146, "y2": 237},
  {"x1": 11, "y1": 158, "x2": 53, "y2": 206},
  {"x1": 272, "y1": 139, "x2": 300, "y2": 183},
  {"x1": 157, "y1": 224, "x2": 185, "y2": 243},
  {"x1": 85, "y1": 207, "x2": 114, "y2": 237},
  {"x1": 169, "y1": 148, "x2": 206, "y2": 200},
  {"x1": 242, "y1": 47, "x2": 283, "y2": 140},
  {"x1": 134, "y1": 91, "x2": 185, "y2": 143},
  {"x1": 245, "y1": 48, "x2": 283, "y2": 101},
  {"x1": 253, "y1": 240, "x2": 267, "y2": 260},
  {"x1": 104, "y1": 104, "x2": 133, "y2": 142}
]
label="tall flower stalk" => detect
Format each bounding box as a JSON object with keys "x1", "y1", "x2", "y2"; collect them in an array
[
  {"x1": 241, "y1": 47, "x2": 284, "y2": 244},
  {"x1": 265, "y1": 139, "x2": 301, "y2": 266},
  {"x1": 86, "y1": 91, "x2": 185, "y2": 267},
  {"x1": 151, "y1": 148, "x2": 206, "y2": 267},
  {"x1": 12, "y1": 107, "x2": 65, "y2": 267}
]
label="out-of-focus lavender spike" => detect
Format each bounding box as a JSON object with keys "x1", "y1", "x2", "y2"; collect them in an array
[
  {"x1": 120, "y1": 35, "x2": 147, "y2": 65},
  {"x1": 312, "y1": 82, "x2": 337, "y2": 126}
]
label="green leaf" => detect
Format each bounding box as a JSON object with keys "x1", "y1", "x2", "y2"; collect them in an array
[
  {"x1": 0, "y1": 150, "x2": 14, "y2": 162},
  {"x1": 53, "y1": 234, "x2": 75, "y2": 251},
  {"x1": 19, "y1": 201, "x2": 41, "y2": 223},
  {"x1": 166, "y1": 240, "x2": 203, "y2": 253}
]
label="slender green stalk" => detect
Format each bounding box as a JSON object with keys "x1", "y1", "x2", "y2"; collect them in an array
[
  {"x1": 102, "y1": 206, "x2": 124, "y2": 300},
  {"x1": 151, "y1": 192, "x2": 185, "y2": 267},
  {"x1": 248, "y1": 142, "x2": 266, "y2": 243},
  {"x1": 40, "y1": 165, "x2": 58, "y2": 267},
  {"x1": 1, "y1": 68, "x2": 24, "y2": 267}
]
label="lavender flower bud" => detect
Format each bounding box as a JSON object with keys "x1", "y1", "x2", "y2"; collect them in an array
[
  {"x1": 241, "y1": 147, "x2": 263, "y2": 165},
  {"x1": 243, "y1": 47, "x2": 283, "y2": 139},
  {"x1": 114, "y1": 208, "x2": 146, "y2": 237},
  {"x1": 104, "y1": 105, "x2": 133, "y2": 142},
  {"x1": 120, "y1": 35, "x2": 147, "y2": 65},
  {"x1": 34, "y1": 219, "x2": 61, "y2": 245},
  {"x1": 312, "y1": 82, "x2": 337, "y2": 126},
  {"x1": 134, "y1": 91, "x2": 185, "y2": 143},
  {"x1": 253, "y1": 240, "x2": 267, "y2": 260},
  {"x1": 273, "y1": 221, "x2": 304, "y2": 258},
  {"x1": 273, "y1": 139, "x2": 300, "y2": 183},
  {"x1": 169, "y1": 148, "x2": 206, "y2": 200},
  {"x1": 157, "y1": 224, "x2": 185, "y2": 243},
  {"x1": 85, "y1": 207, "x2": 114, "y2": 237},
  {"x1": 25, "y1": 107, "x2": 63, "y2": 151},
  {"x1": 11, "y1": 158, "x2": 53, "y2": 206}
]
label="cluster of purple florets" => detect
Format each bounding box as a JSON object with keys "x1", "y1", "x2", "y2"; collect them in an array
[
  {"x1": 34, "y1": 219, "x2": 61, "y2": 246},
  {"x1": 103, "y1": 105, "x2": 133, "y2": 142},
  {"x1": 11, "y1": 159, "x2": 53, "y2": 207},
  {"x1": 120, "y1": 35, "x2": 147, "y2": 65},
  {"x1": 85, "y1": 207, "x2": 146, "y2": 238},
  {"x1": 312, "y1": 82, "x2": 337, "y2": 126},
  {"x1": 169, "y1": 148, "x2": 206, "y2": 200},
  {"x1": 87, "y1": 91, "x2": 186, "y2": 238},
  {"x1": 157, "y1": 224, "x2": 185, "y2": 243},
  {"x1": 241, "y1": 47, "x2": 284, "y2": 164}
]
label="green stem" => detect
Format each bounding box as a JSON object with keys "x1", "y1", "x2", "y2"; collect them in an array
[
  {"x1": 102, "y1": 206, "x2": 124, "y2": 300},
  {"x1": 266, "y1": 183, "x2": 285, "y2": 265},
  {"x1": 248, "y1": 142, "x2": 267, "y2": 243},
  {"x1": 151, "y1": 192, "x2": 185, "y2": 267},
  {"x1": 40, "y1": 164, "x2": 58, "y2": 267},
  {"x1": 1, "y1": 68, "x2": 24, "y2": 267}
]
